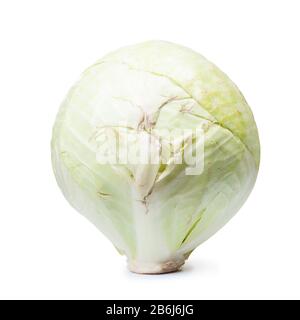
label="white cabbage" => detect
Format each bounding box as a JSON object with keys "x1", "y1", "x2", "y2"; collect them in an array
[{"x1": 51, "y1": 41, "x2": 260, "y2": 274}]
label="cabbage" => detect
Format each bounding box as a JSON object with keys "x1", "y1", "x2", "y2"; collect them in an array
[{"x1": 51, "y1": 41, "x2": 260, "y2": 274}]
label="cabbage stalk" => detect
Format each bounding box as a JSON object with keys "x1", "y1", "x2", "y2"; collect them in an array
[{"x1": 51, "y1": 41, "x2": 260, "y2": 274}]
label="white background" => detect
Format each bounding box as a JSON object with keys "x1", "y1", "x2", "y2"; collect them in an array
[{"x1": 0, "y1": 0, "x2": 299, "y2": 300}]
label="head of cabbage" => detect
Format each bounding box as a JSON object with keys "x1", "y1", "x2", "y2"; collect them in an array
[{"x1": 51, "y1": 41, "x2": 260, "y2": 274}]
